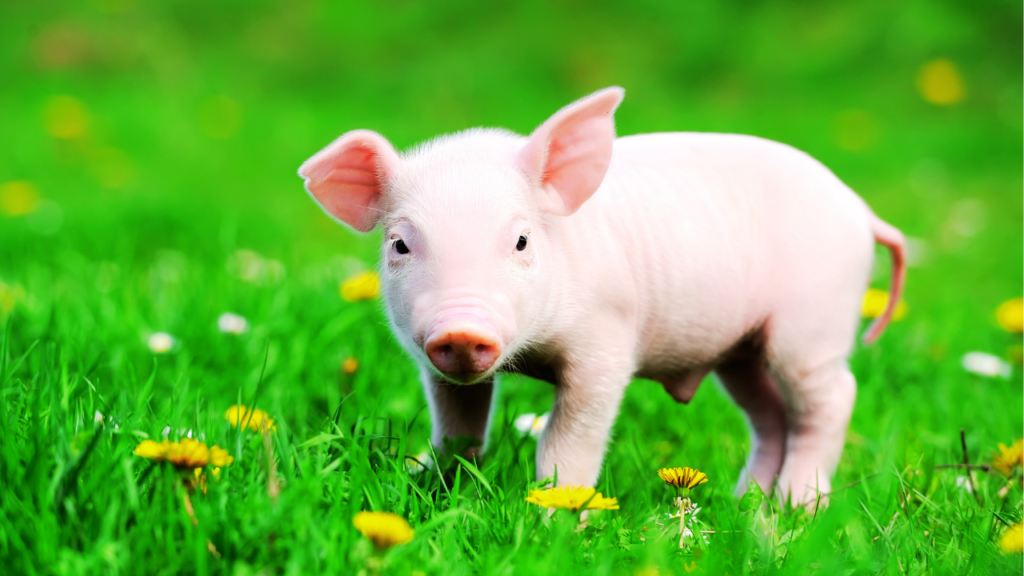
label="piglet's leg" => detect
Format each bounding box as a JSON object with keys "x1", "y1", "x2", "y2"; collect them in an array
[
  {"x1": 774, "y1": 358, "x2": 856, "y2": 506},
  {"x1": 421, "y1": 367, "x2": 497, "y2": 458},
  {"x1": 537, "y1": 356, "x2": 632, "y2": 488},
  {"x1": 716, "y1": 355, "x2": 788, "y2": 496}
]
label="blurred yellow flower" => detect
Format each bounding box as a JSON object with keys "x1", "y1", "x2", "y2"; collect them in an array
[
  {"x1": 1, "y1": 181, "x2": 40, "y2": 216},
  {"x1": 658, "y1": 467, "x2": 709, "y2": 496},
  {"x1": 524, "y1": 485, "x2": 619, "y2": 511},
  {"x1": 343, "y1": 357, "x2": 359, "y2": 374},
  {"x1": 996, "y1": 298, "x2": 1023, "y2": 333},
  {"x1": 353, "y1": 511, "x2": 415, "y2": 551},
  {"x1": 341, "y1": 271, "x2": 380, "y2": 302},
  {"x1": 134, "y1": 438, "x2": 233, "y2": 470},
  {"x1": 993, "y1": 439, "x2": 1023, "y2": 476},
  {"x1": 861, "y1": 288, "x2": 908, "y2": 320},
  {"x1": 1000, "y1": 522, "x2": 1023, "y2": 554},
  {"x1": 225, "y1": 405, "x2": 276, "y2": 432},
  {"x1": 43, "y1": 95, "x2": 89, "y2": 139},
  {"x1": 916, "y1": 59, "x2": 966, "y2": 106},
  {"x1": 134, "y1": 439, "x2": 168, "y2": 460},
  {"x1": 0, "y1": 281, "x2": 26, "y2": 316}
]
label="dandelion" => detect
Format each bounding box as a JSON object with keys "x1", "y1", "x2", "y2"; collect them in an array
[
  {"x1": 514, "y1": 413, "x2": 549, "y2": 438},
  {"x1": 658, "y1": 467, "x2": 708, "y2": 548},
  {"x1": 962, "y1": 352, "x2": 1012, "y2": 378},
  {"x1": 861, "y1": 288, "x2": 908, "y2": 320},
  {"x1": 134, "y1": 438, "x2": 233, "y2": 470},
  {"x1": 352, "y1": 511, "x2": 415, "y2": 551},
  {"x1": 217, "y1": 312, "x2": 248, "y2": 334},
  {"x1": 996, "y1": 298, "x2": 1023, "y2": 333},
  {"x1": 524, "y1": 485, "x2": 619, "y2": 511},
  {"x1": 658, "y1": 467, "x2": 709, "y2": 496},
  {"x1": 341, "y1": 270, "x2": 380, "y2": 302},
  {"x1": 342, "y1": 357, "x2": 359, "y2": 374},
  {"x1": 993, "y1": 439, "x2": 1023, "y2": 476},
  {"x1": 148, "y1": 332, "x2": 175, "y2": 354},
  {"x1": 1001, "y1": 522, "x2": 1024, "y2": 554},
  {"x1": 225, "y1": 404, "x2": 276, "y2": 432}
]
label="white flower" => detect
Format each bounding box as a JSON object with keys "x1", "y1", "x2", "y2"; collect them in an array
[
  {"x1": 955, "y1": 476, "x2": 974, "y2": 493},
  {"x1": 407, "y1": 451, "x2": 432, "y2": 475},
  {"x1": 94, "y1": 411, "x2": 103, "y2": 423},
  {"x1": 514, "y1": 413, "x2": 549, "y2": 438},
  {"x1": 148, "y1": 332, "x2": 174, "y2": 354},
  {"x1": 217, "y1": 312, "x2": 248, "y2": 335},
  {"x1": 962, "y1": 352, "x2": 1011, "y2": 378}
]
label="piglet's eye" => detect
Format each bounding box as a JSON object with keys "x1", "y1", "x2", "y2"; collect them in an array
[
  {"x1": 394, "y1": 239, "x2": 410, "y2": 255},
  {"x1": 516, "y1": 235, "x2": 528, "y2": 251}
]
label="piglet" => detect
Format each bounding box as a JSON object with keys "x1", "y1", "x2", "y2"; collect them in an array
[{"x1": 298, "y1": 87, "x2": 906, "y2": 504}]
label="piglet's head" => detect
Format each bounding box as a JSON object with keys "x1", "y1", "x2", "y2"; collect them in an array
[{"x1": 299, "y1": 87, "x2": 624, "y2": 383}]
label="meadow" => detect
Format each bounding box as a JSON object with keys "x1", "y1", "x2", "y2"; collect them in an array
[{"x1": 1, "y1": 0, "x2": 1022, "y2": 574}]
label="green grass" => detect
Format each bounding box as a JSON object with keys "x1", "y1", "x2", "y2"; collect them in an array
[{"x1": 1, "y1": 0, "x2": 1022, "y2": 574}]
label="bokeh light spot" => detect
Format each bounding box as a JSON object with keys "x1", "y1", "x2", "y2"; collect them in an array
[
  {"x1": 834, "y1": 109, "x2": 880, "y2": 152},
  {"x1": 916, "y1": 59, "x2": 966, "y2": 106},
  {"x1": 44, "y1": 95, "x2": 89, "y2": 139},
  {"x1": 0, "y1": 181, "x2": 41, "y2": 216},
  {"x1": 90, "y1": 148, "x2": 135, "y2": 189},
  {"x1": 198, "y1": 95, "x2": 242, "y2": 139}
]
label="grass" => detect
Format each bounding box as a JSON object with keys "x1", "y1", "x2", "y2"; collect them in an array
[{"x1": 1, "y1": 0, "x2": 1022, "y2": 574}]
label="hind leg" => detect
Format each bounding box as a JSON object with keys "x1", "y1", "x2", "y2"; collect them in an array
[
  {"x1": 716, "y1": 345, "x2": 788, "y2": 496},
  {"x1": 772, "y1": 358, "x2": 856, "y2": 505}
]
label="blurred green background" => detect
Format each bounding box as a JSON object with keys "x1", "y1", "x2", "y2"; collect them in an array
[{"x1": 0, "y1": 1, "x2": 1021, "y2": 572}]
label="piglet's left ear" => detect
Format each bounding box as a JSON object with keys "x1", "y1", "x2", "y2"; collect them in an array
[{"x1": 517, "y1": 87, "x2": 624, "y2": 216}]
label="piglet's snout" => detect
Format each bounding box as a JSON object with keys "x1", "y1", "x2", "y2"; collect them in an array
[{"x1": 425, "y1": 323, "x2": 502, "y2": 377}]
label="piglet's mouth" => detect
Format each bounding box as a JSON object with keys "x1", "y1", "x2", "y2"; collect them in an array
[{"x1": 423, "y1": 320, "x2": 503, "y2": 383}]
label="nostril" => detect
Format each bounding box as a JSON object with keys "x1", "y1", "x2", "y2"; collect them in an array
[
  {"x1": 440, "y1": 344, "x2": 453, "y2": 355},
  {"x1": 475, "y1": 344, "x2": 489, "y2": 353}
]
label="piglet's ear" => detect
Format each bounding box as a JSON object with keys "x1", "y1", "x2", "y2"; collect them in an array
[
  {"x1": 517, "y1": 87, "x2": 624, "y2": 216},
  {"x1": 298, "y1": 130, "x2": 400, "y2": 232}
]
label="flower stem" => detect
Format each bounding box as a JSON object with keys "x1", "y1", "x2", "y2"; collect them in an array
[{"x1": 677, "y1": 496, "x2": 687, "y2": 548}]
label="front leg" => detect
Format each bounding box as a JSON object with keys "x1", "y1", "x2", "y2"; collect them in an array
[
  {"x1": 537, "y1": 354, "x2": 633, "y2": 487},
  {"x1": 421, "y1": 367, "x2": 497, "y2": 458}
]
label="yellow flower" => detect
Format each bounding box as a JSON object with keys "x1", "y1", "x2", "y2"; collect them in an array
[
  {"x1": 134, "y1": 438, "x2": 233, "y2": 470},
  {"x1": 353, "y1": 511, "x2": 415, "y2": 551},
  {"x1": 524, "y1": 485, "x2": 620, "y2": 511},
  {"x1": 916, "y1": 59, "x2": 966, "y2": 106},
  {"x1": 166, "y1": 438, "x2": 212, "y2": 469},
  {"x1": 341, "y1": 271, "x2": 380, "y2": 302},
  {"x1": 996, "y1": 298, "x2": 1023, "y2": 333},
  {"x1": 658, "y1": 467, "x2": 709, "y2": 495},
  {"x1": 993, "y1": 439, "x2": 1023, "y2": 476},
  {"x1": 1, "y1": 181, "x2": 40, "y2": 216},
  {"x1": 225, "y1": 405, "x2": 276, "y2": 432},
  {"x1": 342, "y1": 357, "x2": 359, "y2": 374},
  {"x1": 210, "y1": 446, "x2": 233, "y2": 467},
  {"x1": 1000, "y1": 523, "x2": 1023, "y2": 554},
  {"x1": 134, "y1": 439, "x2": 169, "y2": 459},
  {"x1": 862, "y1": 288, "x2": 908, "y2": 320}
]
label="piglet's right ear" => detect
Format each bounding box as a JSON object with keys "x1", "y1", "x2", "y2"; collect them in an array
[{"x1": 298, "y1": 130, "x2": 400, "y2": 232}]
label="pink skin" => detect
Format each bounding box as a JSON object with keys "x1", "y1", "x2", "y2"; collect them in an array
[{"x1": 299, "y1": 87, "x2": 906, "y2": 504}]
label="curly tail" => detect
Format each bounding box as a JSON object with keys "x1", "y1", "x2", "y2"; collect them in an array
[{"x1": 862, "y1": 213, "x2": 907, "y2": 344}]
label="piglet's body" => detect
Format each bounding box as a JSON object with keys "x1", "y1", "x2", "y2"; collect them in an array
[{"x1": 299, "y1": 88, "x2": 906, "y2": 504}]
